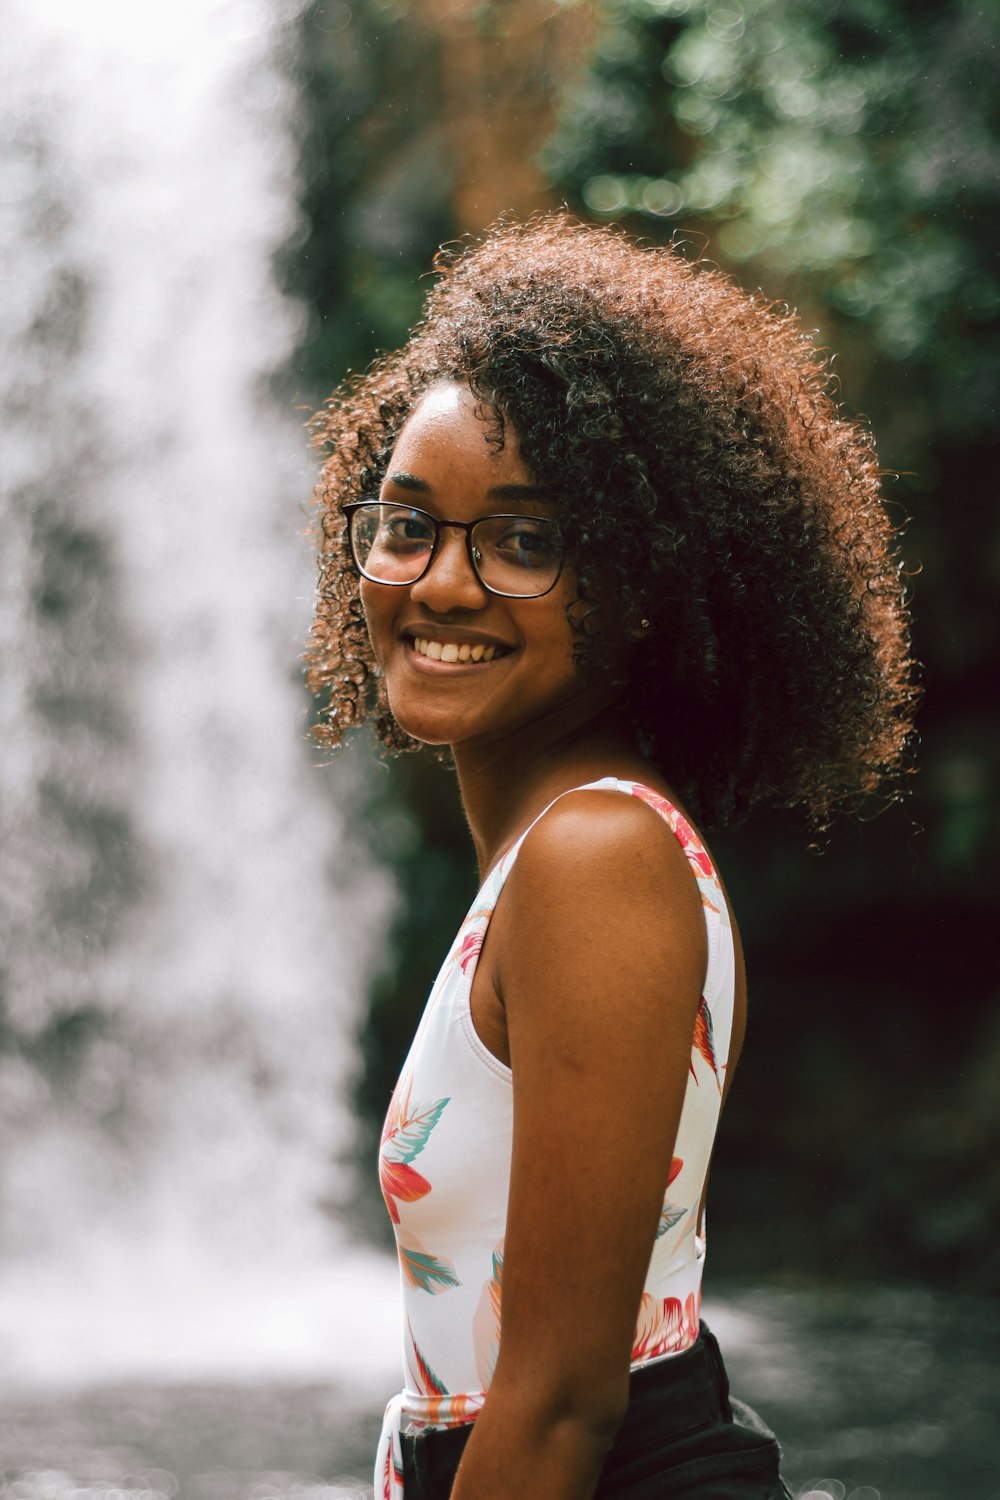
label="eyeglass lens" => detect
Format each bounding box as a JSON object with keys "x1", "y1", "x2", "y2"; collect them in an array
[{"x1": 349, "y1": 503, "x2": 562, "y2": 598}]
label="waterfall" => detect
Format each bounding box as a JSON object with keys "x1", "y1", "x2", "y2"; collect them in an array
[{"x1": 0, "y1": 0, "x2": 397, "y2": 1385}]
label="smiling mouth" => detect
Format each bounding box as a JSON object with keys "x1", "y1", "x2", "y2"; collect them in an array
[{"x1": 410, "y1": 636, "x2": 511, "y2": 664}]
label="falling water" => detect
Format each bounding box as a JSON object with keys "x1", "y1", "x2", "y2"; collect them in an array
[{"x1": 0, "y1": 0, "x2": 397, "y2": 1387}]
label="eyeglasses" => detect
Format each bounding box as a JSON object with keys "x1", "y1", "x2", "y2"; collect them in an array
[{"x1": 343, "y1": 501, "x2": 566, "y2": 599}]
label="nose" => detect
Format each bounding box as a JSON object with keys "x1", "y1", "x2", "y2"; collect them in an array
[{"x1": 408, "y1": 524, "x2": 488, "y2": 612}]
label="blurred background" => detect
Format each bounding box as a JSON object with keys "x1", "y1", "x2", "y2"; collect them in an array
[{"x1": 1, "y1": 1, "x2": 997, "y2": 1498}]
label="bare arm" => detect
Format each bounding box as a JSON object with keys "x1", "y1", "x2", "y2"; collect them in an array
[{"x1": 450, "y1": 791, "x2": 707, "y2": 1500}]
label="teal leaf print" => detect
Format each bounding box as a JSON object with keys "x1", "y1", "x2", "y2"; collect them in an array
[
  {"x1": 384, "y1": 1095, "x2": 451, "y2": 1165},
  {"x1": 656, "y1": 1202, "x2": 687, "y2": 1239},
  {"x1": 400, "y1": 1240, "x2": 461, "y2": 1294}
]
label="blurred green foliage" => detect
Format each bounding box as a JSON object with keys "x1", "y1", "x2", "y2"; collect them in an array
[
  {"x1": 288, "y1": 0, "x2": 1000, "y2": 1286},
  {"x1": 278, "y1": 0, "x2": 457, "y2": 399},
  {"x1": 541, "y1": 0, "x2": 1000, "y2": 1291},
  {"x1": 544, "y1": 0, "x2": 999, "y2": 436}
]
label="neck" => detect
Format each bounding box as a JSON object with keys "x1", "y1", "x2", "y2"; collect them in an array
[{"x1": 451, "y1": 692, "x2": 655, "y2": 882}]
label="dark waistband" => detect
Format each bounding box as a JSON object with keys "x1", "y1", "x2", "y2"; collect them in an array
[
  {"x1": 401, "y1": 1322, "x2": 732, "y2": 1486},
  {"x1": 610, "y1": 1322, "x2": 732, "y2": 1450}
]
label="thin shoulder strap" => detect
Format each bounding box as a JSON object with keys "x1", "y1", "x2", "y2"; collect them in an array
[
  {"x1": 483, "y1": 775, "x2": 721, "y2": 903},
  {"x1": 454, "y1": 776, "x2": 734, "y2": 1078},
  {"x1": 479, "y1": 777, "x2": 621, "y2": 899},
  {"x1": 482, "y1": 775, "x2": 729, "y2": 997}
]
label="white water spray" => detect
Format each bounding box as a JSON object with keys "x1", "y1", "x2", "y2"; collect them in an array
[{"x1": 0, "y1": 0, "x2": 398, "y2": 1386}]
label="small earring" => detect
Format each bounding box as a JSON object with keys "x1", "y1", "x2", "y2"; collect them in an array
[{"x1": 640, "y1": 618, "x2": 650, "y2": 631}]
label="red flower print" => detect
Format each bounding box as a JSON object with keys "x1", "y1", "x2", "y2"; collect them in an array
[
  {"x1": 631, "y1": 1289, "x2": 700, "y2": 1362},
  {"x1": 690, "y1": 996, "x2": 721, "y2": 1088},
  {"x1": 379, "y1": 1158, "x2": 431, "y2": 1224},
  {"x1": 458, "y1": 929, "x2": 484, "y2": 975},
  {"x1": 379, "y1": 1078, "x2": 450, "y2": 1223}
]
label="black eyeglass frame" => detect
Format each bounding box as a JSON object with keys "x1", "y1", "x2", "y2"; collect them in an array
[{"x1": 342, "y1": 501, "x2": 567, "y2": 600}]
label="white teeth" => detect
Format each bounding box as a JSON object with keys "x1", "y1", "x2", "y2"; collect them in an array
[{"x1": 411, "y1": 637, "x2": 502, "y2": 663}]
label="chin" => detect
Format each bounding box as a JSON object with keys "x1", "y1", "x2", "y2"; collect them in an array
[{"x1": 385, "y1": 699, "x2": 462, "y2": 748}]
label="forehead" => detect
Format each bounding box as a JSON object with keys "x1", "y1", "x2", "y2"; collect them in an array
[{"x1": 390, "y1": 382, "x2": 531, "y2": 485}]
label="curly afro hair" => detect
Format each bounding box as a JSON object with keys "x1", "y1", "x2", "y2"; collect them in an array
[{"x1": 306, "y1": 214, "x2": 917, "y2": 830}]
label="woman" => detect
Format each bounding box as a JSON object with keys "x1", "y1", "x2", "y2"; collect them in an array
[{"x1": 306, "y1": 216, "x2": 916, "y2": 1500}]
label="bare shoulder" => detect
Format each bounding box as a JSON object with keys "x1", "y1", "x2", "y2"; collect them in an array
[
  {"x1": 510, "y1": 787, "x2": 705, "y2": 920},
  {"x1": 497, "y1": 788, "x2": 708, "y2": 1004}
]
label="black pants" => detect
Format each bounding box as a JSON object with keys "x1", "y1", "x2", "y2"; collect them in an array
[{"x1": 401, "y1": 1324, "x2": 791, "y2": 1500}]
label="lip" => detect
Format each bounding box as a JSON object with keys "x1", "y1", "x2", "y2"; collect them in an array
[{"x1": 400, "y1": 625, "x2": 514, "y2": 651}]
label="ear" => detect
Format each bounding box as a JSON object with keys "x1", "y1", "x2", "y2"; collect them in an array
[{"x1": 629, "y1": 616, "x2": 652, "y2": 641}]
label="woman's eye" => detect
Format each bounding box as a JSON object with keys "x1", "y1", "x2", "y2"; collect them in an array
[
  {"x1": 382, "y1": 514, "x2": 433, "y2": 546},
  {"x1": 496, "y1": 525, "x2": 558, "y2": 562}
]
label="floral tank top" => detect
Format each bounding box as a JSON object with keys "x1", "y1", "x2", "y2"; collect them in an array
[{"x1": 374, "y1": 778, "x2": 736, "y2": 1500}]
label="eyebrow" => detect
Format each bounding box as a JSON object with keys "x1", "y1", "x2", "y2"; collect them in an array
[{"x1": 384, "y1": 471, "x2": 548, "y2": 503}]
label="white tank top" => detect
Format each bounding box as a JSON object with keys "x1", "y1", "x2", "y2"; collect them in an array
[{"x1": 375, "y1": 778, "x2": 736, "y2": 1499}]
